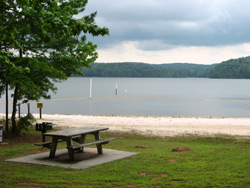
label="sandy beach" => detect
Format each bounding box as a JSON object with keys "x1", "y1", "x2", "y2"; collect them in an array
[
  {"x1": 0, "y1": 113, "x2": 247, "y2": 138},
  {"x1": 1, "y1": 113, "x2": 250, "y2": 137}
]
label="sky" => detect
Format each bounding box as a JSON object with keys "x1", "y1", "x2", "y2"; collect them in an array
[{"x1": 83, "y1": 0, "x2": 250, "y2": 65}]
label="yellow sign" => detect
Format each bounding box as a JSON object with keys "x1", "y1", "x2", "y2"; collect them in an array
[{"x1": 37, "y1": 103, "x2": 43, "y2": 108}]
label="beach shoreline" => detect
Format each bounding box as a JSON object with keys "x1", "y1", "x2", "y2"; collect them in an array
[{"x1": 1, "y1": 113, "x2": 250, "y2": 138}]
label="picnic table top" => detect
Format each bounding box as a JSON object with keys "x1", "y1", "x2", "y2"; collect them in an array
[{"x1": 43, "y1": 126, "x2": 109, "y2": 137}]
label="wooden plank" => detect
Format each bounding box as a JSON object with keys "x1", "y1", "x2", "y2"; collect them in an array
[
  {"x1": 43, "y1": 127, "x2": 109, "y2": 137},
  {"x1": 34, "y1": 139, "x2": 64, "y2": 147},
  {"x1": 34, "y1": 141, "x2": 52, "y2": 146},
  {"x1": 67, "y1": 138, "x2": 116, "y2": 161},
  {"x1": 67, "y1": 138, "x2": 116, "y2": 150}
]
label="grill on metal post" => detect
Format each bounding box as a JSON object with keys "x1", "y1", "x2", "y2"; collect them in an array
[{"x1": 35, "y1": 122, "x2": 53, "y2": 142}]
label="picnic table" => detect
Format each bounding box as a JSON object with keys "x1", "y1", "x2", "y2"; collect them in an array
[{"x1": 35, "y1": 126, "x2": 115, "y2": 161}]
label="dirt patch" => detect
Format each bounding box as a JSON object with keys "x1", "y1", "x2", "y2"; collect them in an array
[
  {"x1": 123, "y1": 184, "x2": 135, "y2": 187},
  {"x1": 171, "y1": 147, "x2": 193, "y2": 152},
  {"x1": 139, "y1": 172, "x2": 168, "y2": 181},
  {"x1": 171, "y1": 179, "x2": 185, "y2": 183},
  {"x1": 135, "y1": 145, "x2": 146, "y2": 149},
  {"x1": 14, "y1": 182, "x2": 44, "y2": 187},
  {"x1": 4, "y1": 134, "x2": 42, "y2": 145},
  {"x1": 0, "y1": 142, "x2": 9, "y2": 147},
  {"x1": 152, "y1": 173, "x2": 169, "y2": 181},
  {"x1": 168, "y1": 158, "x2": 179, "y2": 163}
]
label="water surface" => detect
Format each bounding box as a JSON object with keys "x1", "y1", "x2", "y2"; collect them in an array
[{"x1": 1, "y1": 77, "x2": 250, "y2": 117}]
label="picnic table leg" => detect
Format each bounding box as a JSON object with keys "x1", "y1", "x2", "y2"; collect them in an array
[
  {"x1": 94, "y1": 132, "x2": 103, "y2": 154},
  {"x1": 49, "y1": 137, "x2": 58, "y2": 158},
  {"x1": 78, "y1": 134, "x2": 86, "y2": 153},
  {"x1": 66, "y1": 138, "x2": 74, "y2": 161}
]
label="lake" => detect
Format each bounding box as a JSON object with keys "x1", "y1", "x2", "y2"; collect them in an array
[{"x1": 1, "y1": 77, "x2": 250, "y2": 117}]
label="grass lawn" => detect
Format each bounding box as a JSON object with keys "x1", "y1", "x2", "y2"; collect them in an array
[{"x1": 0, "y1": 129, "x2": 250, "y2": 188}]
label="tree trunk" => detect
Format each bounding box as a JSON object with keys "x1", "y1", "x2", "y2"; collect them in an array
[
  {"x1": 5, "y1": 84, "x2": 8, "y2": 132},
  {"x1": 11, "y1": 49, "x2": 23, "y2": 134},
  {"x1": 11, "y1": 85, "x2": 19, "y2": 134}
]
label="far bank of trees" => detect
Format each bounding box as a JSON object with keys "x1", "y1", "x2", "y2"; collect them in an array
[
  {"x1": 79, "y1": 62, "x2": 215, "y2": 78},
  {"x1": 78, "y1": 56, "x2": 250, "y2": 79},
  {"x1": 209, "y1": 56, "x2": 250, "y2": 78}
]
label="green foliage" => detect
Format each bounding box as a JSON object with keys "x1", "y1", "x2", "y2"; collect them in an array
[
  {"x1": 209, "y1": 56, "x2": 250, "y2": 78},
  {"x1": 15, "y1": 114, "x2": 36, "y2": 135},
  {"x1": 0, "y1": 0, "x2": 109, "y2": 133},
  {"x1": 79, "y1": 62, "x2": 215, "y2": 78},
  {"x1": 1, "y1": 0, "x2": 109, "y2": 100}
]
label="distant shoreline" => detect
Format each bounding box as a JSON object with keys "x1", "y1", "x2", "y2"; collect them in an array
[
  {"x1": 78, "y1": 57, "x2": 250, "y2": 79},
  {"x1": 2, "y1": 113, "x2": 249, "y2": 138}
]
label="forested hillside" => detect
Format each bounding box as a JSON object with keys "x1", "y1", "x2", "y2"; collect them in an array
[
  {"x1": 209, "y1": 56, "x2": 250, "y2": 78},
  {"x1": 77, "y1": 56, "x2": 250, "y2": 78},
  {"x1": 79, "y1": 62, "x2": 215, "y2": 78}
]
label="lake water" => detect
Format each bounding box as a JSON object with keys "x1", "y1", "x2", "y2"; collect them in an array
[{"x1": 1, "y1": 77, "x2": 250, "y2": 117}]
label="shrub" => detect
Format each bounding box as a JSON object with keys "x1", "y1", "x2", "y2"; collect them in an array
[{"x1": 15, "y1": 114, "x2": 36, "y2": 135}]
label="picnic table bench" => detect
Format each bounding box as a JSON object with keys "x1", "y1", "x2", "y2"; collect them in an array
[
  {"x1": 34, "y1": 126, "x2": 115, "y2": 161},
  {"x1": 34, "y1": 139, "x2": 64, "y2": 148}
]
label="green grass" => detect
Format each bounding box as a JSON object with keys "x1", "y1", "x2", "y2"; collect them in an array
[{"x1": 1, "y1": 130, "x2": 250, "y2": 188}]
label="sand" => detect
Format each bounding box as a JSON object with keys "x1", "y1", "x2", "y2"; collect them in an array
[{"x1": 2, "y1": 113, "x2": 250, "y2": 138}]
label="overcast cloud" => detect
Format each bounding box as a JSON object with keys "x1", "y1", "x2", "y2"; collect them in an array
[{"x1": 83, "y1": 0, "x2": 250, "y2": 64}]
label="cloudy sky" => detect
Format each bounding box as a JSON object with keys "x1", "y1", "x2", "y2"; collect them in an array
[{"x1": 83, "y1": 0, "x2": 250, "y2": 64}]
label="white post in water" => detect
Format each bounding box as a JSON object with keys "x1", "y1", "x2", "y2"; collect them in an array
[
  {"x1": 89, "y1": 78, "x2": 92, "y2": 98},
  {"x1": 115, "y1": 83, "x2": 118, "y2": 95}
]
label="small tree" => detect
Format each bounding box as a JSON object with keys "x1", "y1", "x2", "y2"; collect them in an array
[{"x1": 0, "y1": 0, "x2": 109, "y2": 133}]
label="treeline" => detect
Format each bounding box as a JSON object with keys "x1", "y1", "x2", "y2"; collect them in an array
[
  {"x1": 209, "y1": 56, "x2": 250, "y2": 78},
  {"x1": 79, "y1": 62, "x2": 215, "y2": 78},
  {"x1": 77, "y1": 56, "x2": 250, "y2": 79}
]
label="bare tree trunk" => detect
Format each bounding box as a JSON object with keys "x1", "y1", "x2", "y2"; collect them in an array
[
  {"x1": 5, "y1": 84, "x2": 8, "y2": 132},
  {"x1": 11, "y1": 48, "x2": 22, "y2": 134},
  {"x1": 11, "y1": 85, "x2": 18, "y2": 134},
  {"x1": 3, "y1": 44, "x2": 9, "y2": 132}
]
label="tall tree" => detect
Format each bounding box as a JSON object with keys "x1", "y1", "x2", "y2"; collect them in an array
[{"x1": 0, "y1": 0, "x2": 109, "y2": 133}]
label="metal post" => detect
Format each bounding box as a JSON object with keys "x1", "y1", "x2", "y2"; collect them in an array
[
  {"x1": 42, "y1": 123, "x2": 46, "y2": 142},
  {"x1": 89, "y1": 78, "x2": 92, "y2": 98},
  {"x1": 40, "y1": 108, "x2": 42, "y2": 119},
  {"x1": 27, "y1": 103, "x2": 30, "y2": 115},
  {"x1": 0, "y1": 124, "x2": 3, "y2": 143}
]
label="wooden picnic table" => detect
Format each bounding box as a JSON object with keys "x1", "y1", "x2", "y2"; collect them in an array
[{"x1": 37, "y1": 126, "x2": 115, "y2": 161}]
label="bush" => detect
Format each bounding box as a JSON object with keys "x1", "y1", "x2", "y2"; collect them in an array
[{"x1": 15, "y1": 114, "x2": 36, "y2": 134}]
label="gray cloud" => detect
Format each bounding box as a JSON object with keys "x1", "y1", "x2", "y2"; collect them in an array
[{"x1": 83, "y1": 0, "x2": 250, "y2": 50}]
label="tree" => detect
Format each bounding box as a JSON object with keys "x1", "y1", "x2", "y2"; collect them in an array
[
  {"x1": 0, "y1": 0, "x2": 109, "y2": 133},
  {"x1": 209, "y1": 56, "x2": 250, "y2": 79}
]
